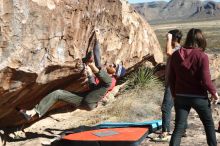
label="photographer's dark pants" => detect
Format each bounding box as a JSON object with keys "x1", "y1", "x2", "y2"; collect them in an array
[
  {"x1": 161, "y1": 86, "x2": 173, "y2": 132},
  {"x1": 169, "y1": 96, "x2": 217, "y2": 146}
]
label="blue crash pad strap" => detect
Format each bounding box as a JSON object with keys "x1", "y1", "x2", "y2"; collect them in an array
[{"x1": 97, "y1": 120, "x2": 162, "y2": 130}]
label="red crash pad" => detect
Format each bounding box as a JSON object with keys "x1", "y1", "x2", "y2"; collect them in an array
[{"x1": 63, "y1": 127, "x2": 149, "y2": 141}]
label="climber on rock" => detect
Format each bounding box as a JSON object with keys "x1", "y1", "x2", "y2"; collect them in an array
[{"x1": 18, "y1": 52, "x2": 126, "y2": 121}]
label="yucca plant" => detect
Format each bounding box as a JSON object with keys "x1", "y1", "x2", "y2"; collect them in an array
[{"x1": 126, "y1": 67, "x2": 159, "y2": 89}]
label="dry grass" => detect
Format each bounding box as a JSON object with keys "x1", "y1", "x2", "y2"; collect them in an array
[
  {"x1": 99, "y1": 67, "x2": 164, "y2": 122},
  {"x1": 105, "y1": 83, "x2": 163, "y2": 122}
]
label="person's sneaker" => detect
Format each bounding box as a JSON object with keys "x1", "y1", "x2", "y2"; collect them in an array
[
  {"x1": 152, "y1": 133, "x2": 169, "y2": 142},
  {"x1": 19, "y1": 109, "x2": 36, "y2": 121},
  {"x1": 167, "y1": 131, "x2": 187, "y2": 137},
  {"x1": 26, "y1": 109, "x2": 37, "y2": 116}
]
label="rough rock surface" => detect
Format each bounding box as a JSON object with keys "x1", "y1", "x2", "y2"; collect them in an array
[
  {"x1": 0, "y1": 0, "x2": 162, "y2": 128},
  {"x1": 208, "y1": 54, "x2": 220, "y2": 80}
]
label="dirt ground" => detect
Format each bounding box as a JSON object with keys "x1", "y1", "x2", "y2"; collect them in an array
[
  {"x1": 3, "y1": 109, "x2": 220, "y2": 146},
  {"x1": 1, "y1": 80, "x2": 220, "y2": 146}
]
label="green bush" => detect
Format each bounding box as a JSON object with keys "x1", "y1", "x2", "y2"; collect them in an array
[{"x1": 126, "y1": 67, "x2": 159, "y2": 89}]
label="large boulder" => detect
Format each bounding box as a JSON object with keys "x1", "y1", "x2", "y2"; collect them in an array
[{"x1": 0, "y1": 0, "x2": 162, "y2": 128}]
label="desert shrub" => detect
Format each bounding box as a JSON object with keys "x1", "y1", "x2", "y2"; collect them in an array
[{"x1": 126, "y1": 67, "x2": 159, "y2": 89}]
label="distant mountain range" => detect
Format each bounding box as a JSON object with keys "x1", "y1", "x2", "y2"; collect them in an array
[{"x1": 132, "y1": 0, "x2": 220, "y2": 23}]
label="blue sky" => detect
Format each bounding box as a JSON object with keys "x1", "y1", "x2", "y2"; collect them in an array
[{"x1": 128, "y1": 0, "x2": 220, "y2": 4}]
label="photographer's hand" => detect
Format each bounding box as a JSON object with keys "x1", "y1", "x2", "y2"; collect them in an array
[
  {"x1": 166, "y1": 33, "x2": 173, "y2": 56},
  {"x1": 211, "y1": 92, "x2": 220, "y2": 105},
  {"x1": 167, "y1": 33, "x2": 172, "y2": 41}
]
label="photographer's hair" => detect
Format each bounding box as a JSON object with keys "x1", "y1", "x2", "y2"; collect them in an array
[
  {"x1": 168, "y1": 29, "x2": 182, "y2": 43},
  {"x1": 184, "y1": 28, "x2": 207, "y2": 51}
]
